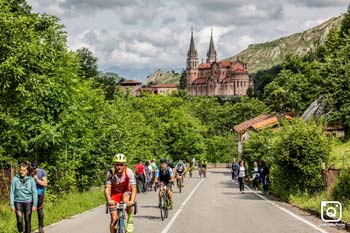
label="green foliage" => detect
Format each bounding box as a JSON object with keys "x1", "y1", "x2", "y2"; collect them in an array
[
  {"x1": 76, "y1": 47, "x2": 98, "y2": 79},
  {"x1": 243, "y1": 129, "x2": 274, "y2": 167},
  {"x1": 263, "y1": 13, "x2": 350, "y2": 130},
  {"x1": 271, "y1": 119, "x2": 330, "y2": 200},
  {"x1": 332, "y1": 168, "x2": 350, "y2": 202},
  {"x1": 0, "y1": 188, "x2": 105, "y2": 233}
]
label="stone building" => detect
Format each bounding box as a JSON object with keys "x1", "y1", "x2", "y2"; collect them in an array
[
  {"x1": 186, "y1": 29, "x2": 254, "y2": 97},
  {"x1": 119, "y1": 80, "x2": 142, "y2": 95}
]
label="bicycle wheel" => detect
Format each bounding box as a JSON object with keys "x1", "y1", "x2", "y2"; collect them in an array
[
  {"x1": 164, "y1": 198, "x2": 169, "y2": 218},
  {"x1": 177, "y1": 179, "x2": 182, "y2": 193},
  {"x1": 160, "y1": 196, "x2": 165, "y2": 221},
  {"x1": 116, "y1": 219, "x2": 125, "y2": 233}
]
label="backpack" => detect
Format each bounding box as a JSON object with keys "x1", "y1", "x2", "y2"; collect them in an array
[{"x1": 177, "y1": 164, "x2": 184, "y2": 172}]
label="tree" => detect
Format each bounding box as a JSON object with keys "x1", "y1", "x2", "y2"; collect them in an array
[{"x1": 76, "y1": 47, "x2": 98, "y2": 79}]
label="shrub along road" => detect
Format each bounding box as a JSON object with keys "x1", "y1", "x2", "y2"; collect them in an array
[{"x1": 44, "y1": 169, "x2": 347, "y2": 233}]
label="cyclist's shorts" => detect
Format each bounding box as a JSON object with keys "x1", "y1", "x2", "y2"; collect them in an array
[
  {"x1": 176, "y1": 171, "x2": 184, "y2": 176},
  {"x1": 111, "y1": 191, "x2": 131, "y2": 204}
]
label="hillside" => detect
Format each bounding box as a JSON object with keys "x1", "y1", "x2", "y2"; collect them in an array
[
  {"x1": 144, "y1": 69, "x2": 182, "y2": 86},
  {"x1": 225, "y1": 16, "x2": 344, "y2": 73}
]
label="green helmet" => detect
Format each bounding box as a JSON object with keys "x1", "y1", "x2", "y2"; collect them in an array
[{"x1": 113, "y1": 154, "x2": 127, "y2": 163}]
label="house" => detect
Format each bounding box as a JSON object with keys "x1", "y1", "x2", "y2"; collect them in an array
[
  {"x1": 151, "y1": 84, "x2": 178, "y2": 95},
  {"x1": 233, "y1": 113, "x2": 295, "y2": 158},
  {"x1": 119, "y1": 80, "x2": 142, "y2": 95}
]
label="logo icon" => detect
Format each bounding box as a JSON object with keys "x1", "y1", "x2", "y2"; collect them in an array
[{"x1": 321, "y1": 201, "x2": 342, "y2": 223}]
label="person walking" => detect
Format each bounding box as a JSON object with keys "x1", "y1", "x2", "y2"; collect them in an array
[
  {"x1": 135, "y1": 160, "x2": 146, "y2": 193},
  {"x1": 144, "y1": 161, "x2": 152, "y2": 191},
  {"x1": 259, "y1": 160, "x2": 269, "y2": 194},
  {"x1": 31, "y1": 162, "x2": 48, "y2": 233},
  {"x1": 10, "y1": 162, "x2": 38, "y2": 233},
  {"x1": 238, "y1": 160, "x2": 248, "y2": 194},
  {"x1": 230, "y1": 159, "x2": 238, "y2": 183},
  {"x1": 251, "y1": 161, "x2": 260, "y2": 191}
]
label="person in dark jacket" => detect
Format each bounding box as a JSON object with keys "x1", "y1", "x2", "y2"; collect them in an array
[
  {"x1": 231, "y1": 159, "x2": 238, "y2": 183},
  {"x1": 10, "y1": 162, "x2": 38, "y2": 233},
  {"x1": 31, "y1": 162, "x2": 48, "y2": 233},
  {"x1": 259, "y1": 160, "x2": 269, "y2": 194}
]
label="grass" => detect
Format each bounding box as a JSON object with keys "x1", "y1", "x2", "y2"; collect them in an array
[
  {"x1": 290, "y1": 192, "x2": 350, "y2": 224},
  {"x1": 0, "y1": 187, "x2": 105, "y2": 233},
  {"x1": 330, "y1": 140, "x2": 350, "y2": 169},
  {"x1": 289, "y1": 139, "x2": 350, "y2": 226}
]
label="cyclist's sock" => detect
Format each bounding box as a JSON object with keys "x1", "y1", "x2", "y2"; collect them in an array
[{"x1": 127, "y1": 213, "x2": 133, "y2": 223}]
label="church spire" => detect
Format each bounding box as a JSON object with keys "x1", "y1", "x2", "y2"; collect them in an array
[
  {"x1": 206, "y1": 28, "x2": 217, "y2": 63},
  {"x1": 187, "y1": 27, "x2": 198, "y2": 69},
  {"x1": 187, "y1": 27, "x2": 198, "y2": 58}
]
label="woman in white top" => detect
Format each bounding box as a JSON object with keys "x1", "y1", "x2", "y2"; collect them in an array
[{"x1": 238, "y1": 160, "x2": 248, "y2": 194}]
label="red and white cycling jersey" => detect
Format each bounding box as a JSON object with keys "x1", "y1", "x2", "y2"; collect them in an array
[{"x1": 106, "y1": 167, "x2": 136, "y2": 203}]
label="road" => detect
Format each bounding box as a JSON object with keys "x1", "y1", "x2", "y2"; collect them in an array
[{"x1": 44, "y1": 169, "x2": 347, "y2": 233}]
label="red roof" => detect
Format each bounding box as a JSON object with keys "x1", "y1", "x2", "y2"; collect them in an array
[
  {"x1": 120, "y1": 80, "x2": 141, "y2": 85},
  {"x1": 152, "y1": 84, "x2": 178, "y2": 88},
  {"x1": 219, "y1": 61, "x2": 231, "y2": 67},
  {"x1": 198, "y1": 63, "x2": 211, "y2": 69},
  {"x1": 192, "y1": 78, "x2": 207, "y2": 85},
  {"x1": 233, "y1": 114, "x2": 271, "y2": 133},
  {"x1": 251, "y1": 116, "x2": 278, "y2": 130}
]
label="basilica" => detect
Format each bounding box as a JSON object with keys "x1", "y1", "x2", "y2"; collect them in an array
[{"x1": 186, "y1": 30, "x2": 254, "y2": 97}]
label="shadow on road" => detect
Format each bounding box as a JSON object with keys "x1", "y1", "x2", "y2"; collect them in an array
[
  {"x1": 139, "y1": 205, "x2": 158, "y2": 209},
  {"x1": 208, "y1": 170, "x2": 230, "y2": 175},
  {"x1": 221, "y1": 191, "x2": 264, "y2": 200},
  {"x1": 134, "y1": 215, "x2": 162, "y2": 220}
]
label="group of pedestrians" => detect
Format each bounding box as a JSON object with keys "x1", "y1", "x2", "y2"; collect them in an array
[
  {"x1": 134, "y1": 159, "x2": 158, "y2": 193},
  {"x1": 10, "y1": 161, "x2": 48, "y2": 233},
  {"x1": 231, "y1": 159, "x2": 269, "y2": 194}
]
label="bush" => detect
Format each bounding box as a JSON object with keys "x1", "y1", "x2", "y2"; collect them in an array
[
  {"x1": 270, "y1": 119, "x2": 330, "y2": 200},
  {"x1": 332, "y1": 168, "x2": 350, "y2": 203}
]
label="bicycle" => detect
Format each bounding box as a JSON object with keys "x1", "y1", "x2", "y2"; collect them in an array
[
  {"x1": 176, "y1": 173, "x2": 183, "y2": 193},
  {"x1": 106, "y1": 201, "x2": 137, "y2": 233},
  {"x1": 158, "y1": 183, "x2": 170, "y2": 221}
]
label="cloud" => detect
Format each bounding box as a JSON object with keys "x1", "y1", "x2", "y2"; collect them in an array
[
  {"x1": 26, "y1": 0, "x2": 347, "y2": 81},
  {"x1": 287, "y1": 0, "x2": 348, "y2": 8}
]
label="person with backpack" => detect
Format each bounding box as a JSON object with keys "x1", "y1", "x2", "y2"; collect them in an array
[
  {"x1": 154, "y1": 159, "x2": 175, "y2": 209},
  {"x1": 175, "y1": 160, "x2": 186, "y2": 187},
  {"x1": 231, "y1": 159, "x2": 238, "y2": 183},
  {"x1": 31, "y1": 162, "x2": 48, "y2": 233},
  {"x1": 105, "y1": 154, "x2": 137, "y2": 233},
  {"x1": 259, "y1": 160, "x2": 269, "y2": 194},
  {"x1": 134, "y1": 159, "x2": 146, "y2": 193},
  {"x1": 238, "y1": 160, "x2": 248, "y2": 194},
  {"x1": 144, "y1": 161, "x2": 152, "y2": 191},
  {"x1": 251, "y1": 161, "x2": 260, "y2": 191},
  {"x1": 10, "y1": 162, "x2": 38, "y2": 233}
]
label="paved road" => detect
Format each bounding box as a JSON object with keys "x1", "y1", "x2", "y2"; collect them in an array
[{"x1": 44, "y1": 169, "x2": 347, "y2": 233}]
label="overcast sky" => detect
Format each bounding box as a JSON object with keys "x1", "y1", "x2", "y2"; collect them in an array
[{"x1": 27, "y1": 0, "x2": 348, "y2": 81}]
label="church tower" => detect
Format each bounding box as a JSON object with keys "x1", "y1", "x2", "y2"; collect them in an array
[
  {"x1": 186, "y1": 28, "x2": 199, "y2": 93},
  {"x1": 206, "y1": 29, "x2": 217, "y2": 63}
]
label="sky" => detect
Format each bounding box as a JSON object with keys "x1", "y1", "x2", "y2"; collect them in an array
[{"x1": 27, "y1": 0, "x2": 349, "y2": 82}]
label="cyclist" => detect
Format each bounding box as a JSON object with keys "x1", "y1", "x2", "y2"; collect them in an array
[
  {"x1": 105, "y1": 154, "x2": 137, "y2": 233},
  {"x1": 202, "y1": 159, "x2": 208, "y2": 178},
  {"x1": 154, "y1": 159, "x2": 174, "y2": 209},
  {"x1": 175, "y1": 160, "x2": 185, "y2": 187}
]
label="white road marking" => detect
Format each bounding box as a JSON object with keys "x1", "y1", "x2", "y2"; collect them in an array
[
  {"x1": 161, "y1": 178, "x2": 205, "y2": 233},
  {"x1": 245, "y1": 185, "x2": 329, "y2": 233}
]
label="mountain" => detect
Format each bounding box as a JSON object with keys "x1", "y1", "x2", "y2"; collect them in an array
[
  {"x1": 144, "y1": 69, "x2": 182, "y2": 86},
  {"x1": 225, "y1": 16, "x2": 344, "y2": 73}
]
